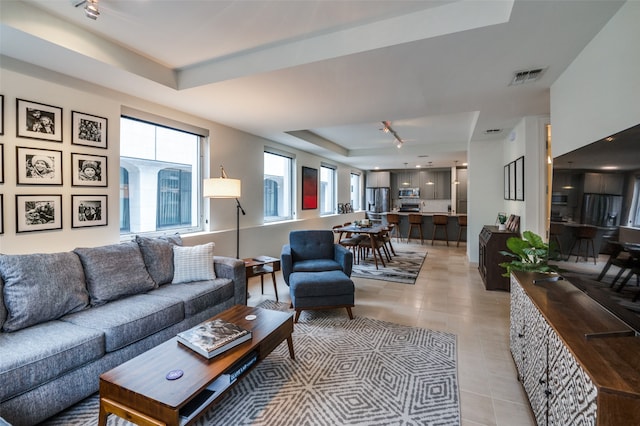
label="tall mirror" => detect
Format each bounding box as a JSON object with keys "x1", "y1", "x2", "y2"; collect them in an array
[{"x1": 550, "y1": 123, "x2": 640, "y2": 331}]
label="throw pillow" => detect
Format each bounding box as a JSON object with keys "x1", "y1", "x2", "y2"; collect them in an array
[
  {"x1": 0, "y1": 252, "x2": 90, "y2": 332},
  {"x1": 74, "y1": 241, "x2": 156, "y2": 306},
  {"x1": 135, "y1": 234, "x2": 183, "y2": 286},
  {"x1": 172, "y1": 243, "x2": 216, "y2": 284},
  {"x1": 0, "y1": 276, "x2": 7, "y2": 330}
]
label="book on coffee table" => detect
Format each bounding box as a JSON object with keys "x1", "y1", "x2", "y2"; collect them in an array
[{"x1": 177, "y1": 318, "x2": 252, "y2": 359}]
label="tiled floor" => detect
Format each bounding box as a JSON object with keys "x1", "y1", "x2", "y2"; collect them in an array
[{"x1": 247, "y1": 239, "x2": 537, "y2": 426}]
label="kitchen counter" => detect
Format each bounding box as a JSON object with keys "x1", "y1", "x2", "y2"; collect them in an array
[
  {"x1": 382, "y1": 212, "x2": 466, "y2": 243},
  {"x1": 550, "y1": 221, "x2": 619, "y2": 256}
]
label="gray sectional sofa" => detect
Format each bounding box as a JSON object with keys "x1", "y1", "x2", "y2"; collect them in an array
[{"x1": 0, "y1": 235, "x2": 246, "y2": 426}]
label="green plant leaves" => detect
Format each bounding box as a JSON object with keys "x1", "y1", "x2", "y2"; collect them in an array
[{"x1": 499, "y1": 230, "x2": 561, "y2": 277}]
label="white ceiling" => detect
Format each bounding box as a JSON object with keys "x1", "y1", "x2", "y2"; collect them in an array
[{"x1": 0, "y1": 0, "x2": 626, "y2": 171}]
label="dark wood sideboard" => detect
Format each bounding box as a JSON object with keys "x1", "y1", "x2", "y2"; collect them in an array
[
  {"x1": 510, "y1": 271, "x2": 640, "y2": 426},
  {"x1": 478, "y1": 225, "x2": 518, "y2": 291}
]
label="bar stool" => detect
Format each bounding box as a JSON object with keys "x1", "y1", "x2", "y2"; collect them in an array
[
  {"x1": 569, "y1": 225, "x2": 598, "y2": 264},
  {"x1": 549, "y1": 222, "x2": 566, "y2": 260},
  {"x1": 432, "y1": 215, "x2": 449, "y2": 246},
  {"x1": 456, "y1": 215, "x2": 467, "y2": 247},
  {"x1": 386, "y1": 213, "x2": 401, "y2": 242},
  {"x1": 407, "y1": 214, "x2": 424, "y2": 244}
]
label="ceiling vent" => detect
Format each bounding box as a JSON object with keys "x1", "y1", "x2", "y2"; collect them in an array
[
  {"x1": 510, "y1": 68, "x2": 546, "y2": 86},
  {"x1": 484, "y1": 128, "x2": 503, "y2": 135}
]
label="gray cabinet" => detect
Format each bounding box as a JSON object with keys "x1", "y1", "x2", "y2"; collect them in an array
[
  {"x1": 419, "y1": 170, "x2": 451, "y2": 199},
  {"x1": 366, "y1": 171, "x2": 390, "y2": 188},
  {"x1": 584, "y1": 172, "x2": 623, "y2": 195}
]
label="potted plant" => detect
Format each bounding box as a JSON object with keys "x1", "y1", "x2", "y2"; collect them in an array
[
  {"x1": 497, "y1": 213, "x2": 508, "y2": 230},
  {"x1": 499, "y1": 230, "x2": 561, "y2": 278}
]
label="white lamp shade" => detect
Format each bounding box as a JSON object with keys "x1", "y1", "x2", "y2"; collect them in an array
[{"x1": 203, "y1": 178, "x2": 241, "y2": 198}]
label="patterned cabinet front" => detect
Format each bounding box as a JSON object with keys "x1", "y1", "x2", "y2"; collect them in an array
[
  {"x1": 547, "y1": 331, "x2": 598, "y2": 425},
  {"x1": 522, "y1": 297, "x2": 550, "y2": 426},
  {"x1": 509, "y1": 277, "x2": 526, "y2": 378}
]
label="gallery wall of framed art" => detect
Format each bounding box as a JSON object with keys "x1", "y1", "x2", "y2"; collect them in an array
[
  {"x1": 0, "y1": 90, "x2": 113, "y2": 238},
  {"x1": 504, "y1": 156, "x2": 525, "y2": 201}
]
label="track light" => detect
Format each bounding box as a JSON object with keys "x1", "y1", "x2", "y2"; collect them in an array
[
  {"x1": 381, "y1": 121, "x2": 405, "y2": 148},
  {"x1": 73, "y1": 0, "x2": 99, "y2": 20}
]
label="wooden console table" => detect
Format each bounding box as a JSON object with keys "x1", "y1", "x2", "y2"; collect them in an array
[{"x1": 478, "y1": 225, "x2": 517, "y2": 291}]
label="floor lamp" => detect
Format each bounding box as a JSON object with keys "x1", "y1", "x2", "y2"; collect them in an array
[{"x1": 203, "y1": 166, "x2": 245, "y2": 259}]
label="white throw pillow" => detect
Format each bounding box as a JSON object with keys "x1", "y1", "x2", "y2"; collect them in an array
[{"x1": 171, "y1": 243, "x2": 216, "y2": 284}]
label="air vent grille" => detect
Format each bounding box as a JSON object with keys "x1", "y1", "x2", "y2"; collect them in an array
[
  {"x1": 510, "y1": 68, "x2": 546, "y2": 86},
  {"x1": 484, "y1": 128, "x2": 503, "y2": 134}
]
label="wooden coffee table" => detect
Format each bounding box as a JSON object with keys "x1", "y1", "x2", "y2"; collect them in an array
[{"x1": 98, "y1": 305, "x2": 294, "y2": 426}]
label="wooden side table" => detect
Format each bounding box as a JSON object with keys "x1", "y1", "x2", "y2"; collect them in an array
[{"x1": 243, "y1": 256, "x2": 281, "y2": 301}]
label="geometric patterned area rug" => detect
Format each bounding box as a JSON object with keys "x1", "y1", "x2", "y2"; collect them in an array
[
  {"x1": 351, "y1": 247, "x2": 427, "y2": 285},
  {"x1": 42, "y1": 300, "x2": 460, "y2": 426}
]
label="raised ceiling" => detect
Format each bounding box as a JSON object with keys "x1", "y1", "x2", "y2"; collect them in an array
[{"x1": 0, "y1": 0, "x2": 626, "y2": 170}]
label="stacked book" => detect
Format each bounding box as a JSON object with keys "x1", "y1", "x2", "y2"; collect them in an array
[{"x1": 177, "y1": 318, "x2": 252, "y2": 359}]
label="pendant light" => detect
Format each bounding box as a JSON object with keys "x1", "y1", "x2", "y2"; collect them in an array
[{"x1": 402, "y1": 163, "x2": 410, "y2": 186}]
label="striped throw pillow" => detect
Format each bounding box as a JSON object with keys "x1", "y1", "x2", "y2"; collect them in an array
[{"x1": 171, "y1": 243, "x2": 216, "y2": 284}]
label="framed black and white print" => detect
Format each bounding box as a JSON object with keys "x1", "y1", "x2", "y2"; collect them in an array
[
  {"x1": 16, "y1": 194, "x2": 62, "y2": 233},
  {"x1": 504, "y1": 164, "x2": 510, "y2": 200},
  {"x1": 0, "y1": 94, "x2": 4, "y2": 135},
  {"x1": 509, "y1": 161, "x2": 516, "y2": 200},
  {"x1": 72, "y1": 111, "x2": 108, "y2": 148},
  {"x1": 0, "y1": 194, "x2": 3, "y2": 234},
  {"x1": 0, "y1": 143, "x2": 4, "y2": 184},
  {"x1": 71, "y1": 153, "x2": 107, "y2": 187},
  {"x1": 16, "y1": 146, "x2": 63, "y2": 185},
  {"x1": 515, "y1": 155, "x2": 525, "y2": 201},
  {"x1": 72, "y1": 195, "x2": 107, "y2": 228},
  {"x1": 16, "y1": 99, "x2": 63, "y2": 142}
]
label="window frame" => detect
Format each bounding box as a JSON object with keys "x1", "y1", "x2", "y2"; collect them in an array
[
  {"x1": 264, "y1": 149, "x2": 294, "y2": 223},
  {"x1": 320, "y1": 163, "x2": 337, "y2": 215}
]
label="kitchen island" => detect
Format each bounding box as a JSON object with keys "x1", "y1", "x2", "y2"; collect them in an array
[
  {"x1": 550, "y1": 221, "x2": 619, "y2": 259},
  {"x1": 382, "y1": 212, "x2": 465, "y2": 244}
]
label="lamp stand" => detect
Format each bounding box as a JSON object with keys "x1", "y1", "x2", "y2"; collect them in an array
[{"x1": 235, "y1": 198, "x2": 246, "y2": 259}]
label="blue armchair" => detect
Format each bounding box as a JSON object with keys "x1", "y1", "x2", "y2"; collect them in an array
[{"x1": 281, "y1": 230, "x2": 353, "y2": 285}]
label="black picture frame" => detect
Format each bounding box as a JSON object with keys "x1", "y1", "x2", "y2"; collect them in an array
[
  {"x1": 72, "y1": 194, "x2": 108, "y2": 228},
  {"x1": 16, "y1": 98, "x2": 63, "y2": 142},
  {"x1": 302, "y1": 166, "x2": 318, "y2": 210},
  {"x1": 72, "y1": 111, "x2": 108, "y2": 149},
  {"x1": 0, "y1": 194, "x2": 3, "y2": 235},
  {"x1": 71, "y1": 153, "x2": 107, "y2": 187},
  {"x1": 509, "y1": 161, "x2": 516, "y2": 200},
  {"x1": 0, "y1": 143, "x2": 4, "y2": 184},
  {"x1": 515, "y1": 156, "x2": 525, "y2": 201},
  {"x1": 504, "y1": 164, "x2": 510, "y2": 200},
  {"x1": 337, "y1": 203, "x2": 344, "y2": 214},
  {"x1": 0, "y1": 94, "x2": 4, "y2": 136},
  {"x1": 16, "y1": 146, "x2": 63, "y2": 185},
  {"x1": 16, "y1": 194, "x2": 62, "y2": 233}
]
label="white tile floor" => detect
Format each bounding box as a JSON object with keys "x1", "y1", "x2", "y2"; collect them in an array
[{"x1": 247, "y1": 239, "x2": 537, "y2": 426}]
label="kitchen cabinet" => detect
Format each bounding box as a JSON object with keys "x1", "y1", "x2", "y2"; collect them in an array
[
  {"x1": 584, "y1": 172, "x2": 624, "y2": 195},
  {"x1": 366, "y1": 171, "x2": 390, "y2": 187},
  {"x1": 456, "y1": 168, "x2": 468, "y2": 214},
  {"x1": 420, "y1": 170, "x2": 451, "y2": 199},
  {"x1": 510, "y1": 271, "x2": 640, "y2": 426}
]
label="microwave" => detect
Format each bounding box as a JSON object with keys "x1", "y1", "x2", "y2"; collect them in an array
[
  {"x1": 399, "y1": 188, "x2": 420, "y2": 198},
  {"x1": 551, "y1": 193, "x2": 568, "y2": 205}
]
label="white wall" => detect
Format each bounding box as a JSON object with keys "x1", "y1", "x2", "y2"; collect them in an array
[
  {"x1": 551, "y1": 1, "x2": 640, "y2": 157},
  {"x1": 0, "y1": 58, "x2": 365, "y2": 257}
]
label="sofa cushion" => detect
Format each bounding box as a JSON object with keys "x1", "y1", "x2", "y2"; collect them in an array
[
  {"x1": 0, "y1": 320, "x2": 104, "y2": 403},
  {"x1": 135, "y1": 234, "x2": 183, "y2": 286},
  {"x1": 172, "y1": 243, "x2": 216, "y2": 284},
  {"x1": 289, "y1": 230, "x2": 335, "y2": 261},
  {"x1": 60, "y1": 294, "x2": 184, "y2": 352},
  {"x1": 74, "y1": 242, "x2": 156, "y2": 306},
  {"x1": 149, "y1": 277, "x2": 234, "y2": 317},
  {"x1": 0, "y1": 252, "x2": 90, "y2": 332}
]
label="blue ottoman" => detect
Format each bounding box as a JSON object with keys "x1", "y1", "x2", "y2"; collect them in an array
[{"x1": 289, "y1": 270, "x2": 355, "y2": 323}]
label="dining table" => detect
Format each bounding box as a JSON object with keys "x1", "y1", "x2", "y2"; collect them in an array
[
  {"x1": 597, "y1": 241, "x2": 640, "y2": 293},
  {"x1": 335, "y1": 224, "x2": 388, "y2": 270}
]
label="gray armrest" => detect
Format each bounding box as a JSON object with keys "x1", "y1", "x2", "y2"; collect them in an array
[
  {"x1": 334, "y1": 244, "x2": 353, "y2": 277},
  {"x1": 214, "y1": 256, "x2": 246, "y2": 305},
  {"x1": 281, "y1": 244, "x2": 293, "y2": 286}
]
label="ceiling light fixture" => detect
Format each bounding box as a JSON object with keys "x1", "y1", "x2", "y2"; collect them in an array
[
  {"x1": 381, "y1": 121, "x2": 404, "y2": 149},
  {"x1": 73, "y1": 0, "x2": 100, "y2": 20}
]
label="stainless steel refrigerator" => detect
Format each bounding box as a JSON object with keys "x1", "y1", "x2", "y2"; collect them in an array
[
  {"x1": 581, "y1": 193, "x2": 623, "y2": 227},
  {"x1": 365, "y1": 187, "x2": 390, "y2": 213}
]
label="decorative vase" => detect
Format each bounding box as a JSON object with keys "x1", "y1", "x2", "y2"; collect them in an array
[{"x1": 498, "y1": 224, "x2": 506, "y2": 231}]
